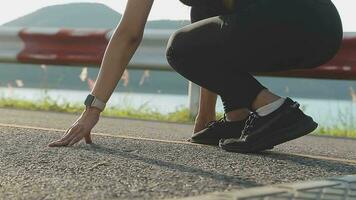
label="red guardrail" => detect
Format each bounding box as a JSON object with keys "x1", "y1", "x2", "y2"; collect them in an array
[
  {"x1": 0, "y1": 27, "x2": 355, "y2": 80},
  {"x1": 17, "y1": 28, "x2": 110, "y2": 66}
]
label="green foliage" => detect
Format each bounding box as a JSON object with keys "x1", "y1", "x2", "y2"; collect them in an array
[
  {"x1": 0, "y1": 97, "x2": 193, "y2": 123},
  {"x1": 0, "y1": 97, "x2": 83, "y2": 113},
  {"x1": 316, "y1": 126, "x2": 356, "y2": 138}
]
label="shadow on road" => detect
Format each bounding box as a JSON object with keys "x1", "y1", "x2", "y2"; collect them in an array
[
  {"x1": 77, "y1": 143, "x2": 356, "y2": 186},
  {"x1": 80, "y1": 144, "x2": 261, "y2": 188},
  {"x1": 260, "y1": 151, "x2": 356, "y2": 173}
]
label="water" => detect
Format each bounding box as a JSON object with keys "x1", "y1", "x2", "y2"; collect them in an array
[{"x1": 1, "y1": 87, "x2": 356, "y2": 128}]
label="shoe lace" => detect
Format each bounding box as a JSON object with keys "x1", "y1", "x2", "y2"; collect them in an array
[
  {"x1": 206, "y1": 115, "x2": 227, "y2": 129},
  {"x1": 242, "y1": 111, "x2": 260, "y2": 135}
]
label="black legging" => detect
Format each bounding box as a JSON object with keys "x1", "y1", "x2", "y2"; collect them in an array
[{"x1": 166, "y1": 0, "x2": 343, "y2": 112}]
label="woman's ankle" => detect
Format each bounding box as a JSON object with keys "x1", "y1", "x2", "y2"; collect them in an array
[
  {"x1": 226, "y1": 108, "x2": 250, "y2": 122},
  {"x1": 252, "y1": 89, "x2": 281, "y2": 110}
]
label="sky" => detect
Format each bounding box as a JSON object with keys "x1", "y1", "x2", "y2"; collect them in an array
[{"x1": 0, "y1": 0, "x2": 355, "y2": 31}]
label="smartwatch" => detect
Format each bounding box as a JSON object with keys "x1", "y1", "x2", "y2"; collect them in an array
[{"x1": 84, "y1": 94, "x2": 106, "y2": 111}]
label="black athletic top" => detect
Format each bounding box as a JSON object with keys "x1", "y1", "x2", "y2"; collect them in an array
[
  {"x1": 179, "y1": 0, "x2": 225, "y2": 7},
  {"x1": 179, "y1": 0, "x2": 243, "y2": 11}
]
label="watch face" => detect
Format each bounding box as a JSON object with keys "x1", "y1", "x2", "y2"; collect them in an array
[{"x1": 84, "y1": 95, "x2": 95, "y2": 106}]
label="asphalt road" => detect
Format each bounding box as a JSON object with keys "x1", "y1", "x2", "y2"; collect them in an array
[{"x1": 0, "y1": 108, "x2": 356, "y2": 199}]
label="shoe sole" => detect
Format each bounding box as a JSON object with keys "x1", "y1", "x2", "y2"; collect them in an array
[
  {"x1": 220, "y1": 115, "x2": 318, "y2": 153},
  {"x1": 190, "y1": 138, "x2": 274, "y2": 149}
]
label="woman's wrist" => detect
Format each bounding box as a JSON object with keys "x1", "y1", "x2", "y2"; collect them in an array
[{"x1": 84, "y1": 107, "x2": 102, "y2": 116}]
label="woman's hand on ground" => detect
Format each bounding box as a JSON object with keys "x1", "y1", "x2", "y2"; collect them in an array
[{"x1": 48, "y1": 108, "x2": 101, "y2": 147}]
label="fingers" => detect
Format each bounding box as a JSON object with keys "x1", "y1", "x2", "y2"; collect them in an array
[
  {"x1": 48, "y1": 128, "x2": 93, "y2": 147},
  {"x1": 68, "y1": 132, "x2": 91, "y2": 146},
  {"x1": 65, "y1": 133, "x2": 92, "y2": 147},
  {"x1": 84, "y1": 135, "x2": 93, "y2": 144},
  {"x1": 68, "y1": 135, "x2": 84, "y2": 146},
  {"x1": 48, "y1": 126, "x2": 83, "y2": 147},
  {"x1": 48, "y1": 134, "x2": 76, "y2": 147},
  {"x1": 60, "y1": 126, "x2": 79, "y2": 141},
  {"x1": 48, "y1": 109, "x2": 99, "y2": 148}
]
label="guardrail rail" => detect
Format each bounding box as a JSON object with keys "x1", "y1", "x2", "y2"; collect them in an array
[{"x1": 0, "y1": 27, "x2": 356, "y2": 116}]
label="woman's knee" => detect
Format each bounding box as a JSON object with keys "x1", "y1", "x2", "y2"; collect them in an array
[{"x1": 166, "y1": 30, "x2": 187, "y2": 71}]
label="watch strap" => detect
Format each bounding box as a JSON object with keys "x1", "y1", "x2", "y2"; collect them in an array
[{"x1": 85, "y1": 94, "x2": 106, "y2": 111}]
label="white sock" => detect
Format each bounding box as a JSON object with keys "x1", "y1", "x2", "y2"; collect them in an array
[{"x1": 256, "y1": 98, "x2": 285, "y2": 117}]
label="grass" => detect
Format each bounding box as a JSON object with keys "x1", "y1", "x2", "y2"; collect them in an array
[
  {"x1": 0, "y1": 96, "x2": 195, "y2": 123},
  {"x1": 0, "y1": 96, "x2": 355, "y2": 139},
  {"x1": 316, "y1": 127, "x2": 356, "y2": 138}
]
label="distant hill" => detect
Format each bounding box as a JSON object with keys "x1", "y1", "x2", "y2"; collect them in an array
[
  {"x1": 0, "y1": 3, "x2": 191, "y2": 95},
  {"x1": 2, "y1": 3, "x2": 121, "y2": 28},
  {"x1": 1, "y1": 3, "x2": 189, "y2": 29}
]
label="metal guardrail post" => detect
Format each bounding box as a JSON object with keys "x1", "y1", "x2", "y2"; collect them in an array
[{"x1": 188, "y1": 82, "x2": 200, "y2": 118}]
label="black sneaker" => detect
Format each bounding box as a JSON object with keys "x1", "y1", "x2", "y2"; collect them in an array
[
  {"x1": 188, "y1": 115, "x2": 245, "y2": 145},
  {"x1": 219, "y1": 98, "x2": 318, "y2": 153}
]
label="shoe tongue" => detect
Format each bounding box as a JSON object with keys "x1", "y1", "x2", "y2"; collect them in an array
[
  {"x1": 283, "y1": 98, "x2": 300, "y2": 109},
  {"x1": 261, "y1": 98, "x2": 298, "y2": 118},
  {"x1": 285, "y1": 97, "x2": 293, "y2": 104}
]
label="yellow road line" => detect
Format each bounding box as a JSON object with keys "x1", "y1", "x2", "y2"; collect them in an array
[
  {"x1": 1, "y1": 122, "x2": 356, "y2": 165},
  {"x1": 0, "y1": 123, "x2": 203, "y2": 146},
  {"x1": 278, "y1": 152, "x2": 356, "y2": 165}
]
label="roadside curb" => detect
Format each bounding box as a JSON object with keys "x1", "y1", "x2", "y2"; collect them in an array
[{"x1": 173, "y1": 174, "x2": 356, "y2": 200}]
